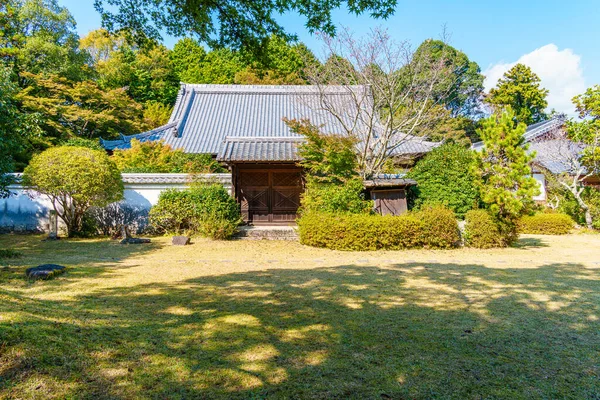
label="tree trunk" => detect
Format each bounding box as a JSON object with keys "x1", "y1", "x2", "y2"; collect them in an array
[
  {"x1": 573, "y1": 189, "x2": 593, "y2": 229},
  {"x1": 584, "y1": 208, "x2": 594, "y2": 230}
]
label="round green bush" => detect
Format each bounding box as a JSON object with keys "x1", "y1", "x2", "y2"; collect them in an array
[
  {"x1": 407, "y1": 144, "x2": 480, "y2": 218},
  {"x1": 518, "y1": 213, "x2": 574, "y2": 235},
  {"x1": 464, "y1": 209, "x2": 505, "y2": 248},
  {"x1": 149, "y1": 183, "x2": 241, "y2": 239}
]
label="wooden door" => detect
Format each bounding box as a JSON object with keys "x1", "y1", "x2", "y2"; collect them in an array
[
  {"x1": 372, "y1": 189, "x2": 407, "y2": 216},
  {"x1": 238, "y1": 168, "x2": 303, "y2": 224}
]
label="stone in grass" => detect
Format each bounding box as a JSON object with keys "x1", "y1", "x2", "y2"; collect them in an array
[
  {"x1": 172, "y1": 236, "x2": 190, "y2": 246},
  {"x1": 26, "y1": 264, "x2": 66, "y2": 280},
  {"x1": 120, "y1": 237, "x2": 151, "y2": 244}
]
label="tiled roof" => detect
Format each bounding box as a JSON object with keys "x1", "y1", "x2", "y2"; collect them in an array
[
  {"x1": 390, "y1": 136, "x2": 442, "y2": 157},
  {"x1": 218, "y1": 137, "x2": 304, "y2": 162},
  {"x1": 364, "y1": 173, "x2": 417, "y2": 188},
  {"x1": 472, "y1": 115, "x2": 567, "y2": 151},
  {"x1": 121, "y1": 173, "x2": 232, "y2": 185},
  {"x1": 7, "y1": 173, "x2": 232, "y2": 186},
  {"x1": 102, "y1": 84, "x2": 370, "y2": 154},
  {"x1": 100, "y1": 122, "x2": 177, "y2": 151},
  {"x1": 101, "y1": 84, "x2": 439, "y2": 159},
  {"x1": 528, "y1": 140, "x2": 585, "y2": 174}
]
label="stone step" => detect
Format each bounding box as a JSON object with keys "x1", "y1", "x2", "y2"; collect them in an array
[{"x1": 234, "y1": 225, "x2": 299, "y2": 241}]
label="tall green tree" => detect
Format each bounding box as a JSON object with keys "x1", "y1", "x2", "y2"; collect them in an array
[
  {"x1": 0, "y1": 65, "x2": 22, "y2": 195},
  {"x1": 94, "y1": 0, "x2": 397, "y2": 50},
  {"x1": 1, "y1": 0, "x2": 90, "y2": 81},
  {"x1": 487, "y1": 63, "x2": 548, "y2": 126},
  {"x1": 17, "y1": 72, "x2": 147, "y2": 145},
  {"x1": 170, "y1": 37, "x2": 206, "y2": 82},
  {"x1": 473, "y1": 108, "x2": 539, "y2": 245},
  {"x1": 413, "y1": 39, "x2": 485, "y2": 118}
]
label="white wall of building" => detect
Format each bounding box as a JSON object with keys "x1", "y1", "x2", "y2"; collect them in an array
[
  {"x1": 0, "y1": 173, "x2": 232, "y2": 233},
  {"x1": 533, "y1": 173, "x2": 547, "y2": 202}
]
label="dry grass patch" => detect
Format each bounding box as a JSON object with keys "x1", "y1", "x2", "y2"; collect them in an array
[{"x1": 0, "y1": 234, "x2": 599, "y2": 398}]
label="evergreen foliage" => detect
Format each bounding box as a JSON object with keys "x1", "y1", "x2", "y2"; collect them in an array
[
  {"x1": 22, "y1": 146, "x2": 123, "y2": 237},
  {"x1": 149, "y1": 184, "x2": 241, "y2": 239},
  {"x1": 487, "y1": 64, "x2": 549, "y2": 125},
  {"x1": 298, "y1": 206, "x2": 459, "y2": 251},
  {"x1": 407, "y1": 143, "x2": 480, "y2": 218},
  {"x1": 94, "y1": 0, "x2": 396, "y2": 50},
  {"x1": 463, "y1": 209, "x2": 505, "y2": 248},
  {"x1": 473, "y1": 108, "x2": 539, "y2": 245},
  {"x1": 301, "y1": 179, "x2": 373, "y2": 215},
  {"x1": 518, "y1": 213, "x2": 574, "y2": 235},
  {"x1": 287, "y1": 118, "x2": 358, "y2": 184}
]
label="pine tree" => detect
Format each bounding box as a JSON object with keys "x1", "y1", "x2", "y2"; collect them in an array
[
  {"x1": 487, "y1": 64, "x2": 549, "y2": 125},
  {"x1": 473, "y1": 108, "x2": 540, "y2": 245}
]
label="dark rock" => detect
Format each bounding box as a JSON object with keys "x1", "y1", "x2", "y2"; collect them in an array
[
  {"x1": 172, "y1": 236, "x2": 190, "y2": 246},
  {"x1": 120, "y1": 238, "x2": 151, "y2": 244},
  {"x1": 26, "y1": 264, "x2": 66, "y2": 280}
]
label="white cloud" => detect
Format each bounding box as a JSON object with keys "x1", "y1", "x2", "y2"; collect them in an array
[{"x1": 483, "y1": 44, "x2": 585, "y2": 115}]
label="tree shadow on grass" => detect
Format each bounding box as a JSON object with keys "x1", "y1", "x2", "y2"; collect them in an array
[
  {"x1": 1, "y1": 261, "x2": 599, "y2": 399},
  {"x1": 511, "y1": 236, "x2": 550, "y2": 249},
  {"x1": 0, "y1": 234, "x2": 161, "y2": 282}
]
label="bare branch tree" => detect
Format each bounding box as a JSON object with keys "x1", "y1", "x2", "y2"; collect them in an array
[
  {"x1": 531, "y1": 133, "x2": 600, "y2": 229},
  {"x1": 300, "y1": 27, "x2": 460, "y2": 178}
]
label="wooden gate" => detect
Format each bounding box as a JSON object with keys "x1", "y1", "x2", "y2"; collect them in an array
[{"x1": 237, "y1": 167, "x2": 303, "y2": 224}]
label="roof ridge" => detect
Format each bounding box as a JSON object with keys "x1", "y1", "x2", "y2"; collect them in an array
[{"x1": 224, "y1": 136, "x2": 306, "y2": 142}]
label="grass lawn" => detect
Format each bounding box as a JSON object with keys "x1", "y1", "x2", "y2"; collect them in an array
[{"x1": 0, "y1": 234, "x2": 599, "y2": 399}]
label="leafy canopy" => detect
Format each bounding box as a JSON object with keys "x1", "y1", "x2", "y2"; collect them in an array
[
  {"x1": 487, "y1": 63, "x2": 548, "y2": 126},
  {"x1": 413, "y1": 39, "x2": 484, "y2": 118},
  {"x1": 94, "y1": 0, "x2": 397, "y2": 50},
  {"x1": 112, "y1": 139, "x2": 224, "y2": 173},
  {"x1": 22, "y1": 146, "x2": 123, "y2": 236},
  {"x1": 473, "y1": 108, "x2": 539, "y2": 244},
  {"x1": 286, "y1": 118, "x2": 358, "y2": 185},
  {"x1": 17, "y1": 72, "x2": 147, "y2": 143},
  {"x1": 570, "y1": 85, "x2": 600, "y2": 173},
  {"x1": 407, "y1": 143, "x2": 480, "y2": 218}
]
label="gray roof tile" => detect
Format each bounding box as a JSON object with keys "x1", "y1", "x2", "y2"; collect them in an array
[
  {"x1": 102, "y1": 84, "x2": 442, "y2": 160},
  {"x1": 218, "y1": 136, "x2": 304, "y2": 162}
]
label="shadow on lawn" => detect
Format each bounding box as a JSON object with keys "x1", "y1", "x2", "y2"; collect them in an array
[
  {"x1": 1, "y1": 261, "x2": 599, "y2": 399},
  {"x1": 0, "y1": 234, "x2": 161, "y2": 281}
]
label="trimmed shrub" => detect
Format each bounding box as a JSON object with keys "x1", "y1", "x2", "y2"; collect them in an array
[
  {"x1": 300, "y1": 178, "x2": 372, "y2": 214},
  {"x1": 149, "y1": 183, "x2": 241, "y2": 239},
  {"x1": 297, "y1": 206, "x2": 459, "y2": 251},
  {"x1": 415, "y1": 205, "x2": 461, "y2": 249},
  {"x1": 22, "y1": 146, "x2": 124, "y2": 237},
  {"x1": 464, "y1": 210, "x2": 505, "y2": 248},
  {"x1": 518, "y1": 213, "x2": 574, "y2": 235}
]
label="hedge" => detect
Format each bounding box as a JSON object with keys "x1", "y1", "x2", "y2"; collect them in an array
[
  {"x1": 149, "y1": 184, "x2": 241, "y2": 239},
  {"x1": 518, "y1": 213, "x2": 575, "y2": 235},
  {"x1": 297, "y1": 205, "x2": 460, "y2": 251},
  {"x1": 464, "y1": 210, "x2": 505, "y2": 249}
]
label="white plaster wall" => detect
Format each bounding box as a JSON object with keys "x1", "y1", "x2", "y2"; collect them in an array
[
  {"x1": 533, "y1": 173, "x2": 547, "y2": 202},
  {"x1": 0, "y1": 174, "x2": 232, "y2": 233}
]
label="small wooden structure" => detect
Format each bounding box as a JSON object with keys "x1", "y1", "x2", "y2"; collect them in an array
[{"x1": 363, "y1": 175, "x2": 417, "y2": 216}]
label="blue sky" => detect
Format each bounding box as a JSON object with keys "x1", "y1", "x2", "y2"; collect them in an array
[{"x1": 59, "y1": 0, "x2": 600, "y2": 114}]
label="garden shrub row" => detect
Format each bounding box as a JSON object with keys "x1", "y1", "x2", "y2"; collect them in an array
[
  {"x1": 149, "y1": 183, "x2": 241, "y2": 239},
  {"x1": 463, "y1": 210, "x2": 506, "y2": 249},
  {"x1": 518, "y1": 213, "x2": 574, "y2": 235},
  {"x1": 297, "y1": 205, "x2": 460, "y2": 251}
]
